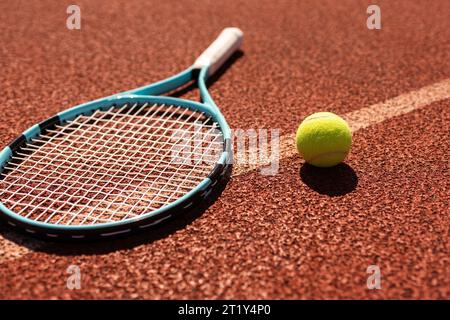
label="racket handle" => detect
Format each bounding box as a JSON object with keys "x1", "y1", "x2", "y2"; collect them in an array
[{"x1": 193, "y1": 27, "x2": 243, "y2": 76}]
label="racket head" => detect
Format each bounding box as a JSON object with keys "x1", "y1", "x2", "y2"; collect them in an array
[{"x1": 0, "y1": 91, "x2": 231, "y2": 240}]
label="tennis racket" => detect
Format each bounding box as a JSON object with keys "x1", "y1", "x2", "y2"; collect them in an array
[{"x1": 0, "y1": 27, "x2": 243, "y2": 240}]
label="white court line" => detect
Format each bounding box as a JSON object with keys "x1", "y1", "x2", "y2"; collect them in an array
[
  {"x1": 1, "y1": 78, "x2": 449, "y2": 264},
  {"x1": 233, "y1": 78, "x2": 450, "y2": 176}
]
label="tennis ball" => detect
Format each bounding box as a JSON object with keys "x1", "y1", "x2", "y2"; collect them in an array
[{"x1": 296, "y1": 112, "x2": 352, "y2": 167}]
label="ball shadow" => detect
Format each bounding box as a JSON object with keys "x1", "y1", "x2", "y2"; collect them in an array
[{"x1": 299, "y1": 163, "x2": 358, "y2": 196}]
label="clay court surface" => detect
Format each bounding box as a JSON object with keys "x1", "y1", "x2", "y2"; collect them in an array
[{"x1": 0, "y1": 0, "x2": 449, "y2": 299}]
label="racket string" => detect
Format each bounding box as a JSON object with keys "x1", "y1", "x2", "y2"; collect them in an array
[
  {"x1": 2, "y1": 104, "x2": 210, "y2": 221},
  {"x1": 4, "y1": 159, "x2": 211, "y2": 182},
  {"x1": 55, "y1": 102, "x2": 190, "y2": 225},
  {"x1": 9, "y1": 103, "x2": 147, "y2": 224},
  {"x1": 0, "y1": 103, "x2": 224, "y2": 225},
  {"x1": 2, "y1": 106, "x2": 216, "y2": 224},
  {"x1": 124, "y1": 122, "x2": 223, "y2": 218},
  {"x1": 81, "y1": 103, "x2": 209, "y2": 224},
  {"x1": 2, "y1": 105, "x2": 123, "y2": 201},
  {"x1": 100, "y1": 112, "x2": 223, "y2": 222},
  {"x1": 54, "y1": 103, "x2": 209, "y2": 225}
]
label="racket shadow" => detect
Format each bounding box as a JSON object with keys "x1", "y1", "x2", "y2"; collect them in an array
[
  {"x1": 0, "y1": 165, "x2": 233, "y2": 255},
  {"x1": 169, "y1": 50, "x2": 244, "y2": 98}
]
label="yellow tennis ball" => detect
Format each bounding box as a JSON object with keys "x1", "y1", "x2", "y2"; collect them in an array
[{"x1": 296, "y1": 112, "x2": 352, "y2": 167}]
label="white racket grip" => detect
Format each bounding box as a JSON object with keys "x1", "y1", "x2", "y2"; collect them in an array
[{"x1": 193, "y1": 27, "x2": 243, "y2": 76}]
